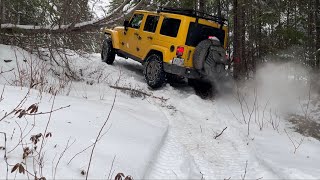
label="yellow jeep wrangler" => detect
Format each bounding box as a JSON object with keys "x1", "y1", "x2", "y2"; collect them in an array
[{"x1": 101, "y1": 7, "x2": 230, "y2": 89}]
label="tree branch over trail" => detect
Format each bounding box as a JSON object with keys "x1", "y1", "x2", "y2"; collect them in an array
[{"x1": 0, "y1": 0, "x2": 145, "y2": 34}]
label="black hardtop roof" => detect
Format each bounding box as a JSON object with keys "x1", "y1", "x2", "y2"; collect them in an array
[{"x1": 157, "y1": 7, "x2": 227, "y2": 26}]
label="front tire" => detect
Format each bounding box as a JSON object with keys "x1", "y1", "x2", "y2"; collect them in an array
[
  {"x1": 144, "y1": 54, "x2": 166, "y2": 89},
  {"x1": 101, "y1": 36, "x2": 115, "y2": 65}
]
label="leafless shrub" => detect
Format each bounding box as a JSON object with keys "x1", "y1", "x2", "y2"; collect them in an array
[
  {"x1": 241, "y1": 160, "x2": 248, "y2": 180},
  {"x1": 299, "y1": 82, "x2": 313, "y2": 121},
  {"x1": 86, "y1": 91, "x2": 117, "y2": 180},
  {"x1": 11, "y1": 49, "x2": 49, "y2": 92},
  {"x1": 107, "y1": 156, "x2": 117, "y2": 180},
  {"x1": 284, "y1": 129, "x2": 305, "y2": 154},
  {"x1": 0, "y1": 132, "x2": 9, "y2": 179},
  {"x1": 254, "y1": 100, "x2": 269, "y2": 131},
  {"x1": 232, "y1": 85, "x2": 260, "y2": 135},
  {"x1": 230, "y1": 83, "x2": 285, "y2": 136},
  {"x1": 53, "y1": 138, "x2": 76, "y2": 180},
  {"x1": 0, "y1": 88, "x2": 71, "y2": 179},
  {"x1": 267, "y1": 109, "x2": 281, "y2": 132},
  {"x1": 0, "y1": 89, "x2": 30, "y2": 122}
]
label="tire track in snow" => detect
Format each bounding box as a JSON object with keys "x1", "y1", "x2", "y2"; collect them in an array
[
  {"x1": 93, "y1": 59, "x2": 279, "y2": 179},
  {"x1": 147, "y1": 93, "x2": 279, "y2": 179},
  {"x1": 145, "y1": 129, "x2": 201, "y2": 179}
]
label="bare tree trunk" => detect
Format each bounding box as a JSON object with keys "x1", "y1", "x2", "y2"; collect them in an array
[
  {"x1": 199, "y1": 0, "x2": 205, "y2": 11},
  {"x1": 248, "y1": 0, "x2": 255, "y2": 75},
  {"x1": 217, "y1": 0, "x2": 221, "y2": 17},
  {"x1": 257, "y1": 0, "x2": 262, "y2": 60},
  {"x1": 308, "y1": 0, "x2": 315, "y2": 67},
  {"x1": 239, "y1": 0, "x2": 247, "y2": 77},
  {"x1": 316, "y1": 0, "x2": 320, "y2": 69},
  {"x1": 0, "y1": 0, "x2": 4, "y2": 44},
  {"x1": 233, "y1": 0, "x2": 240, "y2": 79},
  {"x1": 0, "y1": 0, "x2": 4, "y2": 25},
  {"x1": 0, "y1": 0, "x2": 2, "y2": 25},
  {"x1": 286, "y1": 0, "x2": 291, "y2": 29}
]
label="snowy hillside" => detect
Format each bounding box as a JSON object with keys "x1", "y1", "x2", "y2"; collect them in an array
[{"x1": 0, "y1": 44, "x2": 320, "y2": 179}]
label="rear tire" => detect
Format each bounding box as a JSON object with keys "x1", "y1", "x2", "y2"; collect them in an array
[
  {"x1": 193, "y1": 39, "x2": 234, "y2": 94},
  {"x1": 144, "y1": 54, "x2": 166, "y2": 89},
  {"x1": 101, "y1": 36, "x2": 115, "y2": 65},
  {"x1": 193, "y1": 39, "x2": 221, "y2": 70}
]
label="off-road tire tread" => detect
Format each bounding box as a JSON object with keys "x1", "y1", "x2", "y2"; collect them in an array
[
  {"x1": 144, "y1": 54, "x2": 166, "y2": 89},
  {"x1": 101, "y1": 36, "x2": 116, "y2": 65}
]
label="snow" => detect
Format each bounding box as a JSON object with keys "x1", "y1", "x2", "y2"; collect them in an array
[
  {"x1": 89, "y1": 0, "x2": 110, "y2": 19},
  {"x1": 0, "y1": 45, "x2": 168, "y2": 179},
  {"x1": 1, "y1": 44, "x2": 320, "y2": 179}
]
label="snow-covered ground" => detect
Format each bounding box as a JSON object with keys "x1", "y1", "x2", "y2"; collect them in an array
[{"x1": 0, "y1": 44, "x2": 320, "y2": 179}]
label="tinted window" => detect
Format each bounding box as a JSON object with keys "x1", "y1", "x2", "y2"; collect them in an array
[
  {"x1": 144, "y1": 15, "x2": 159, "y2": 33},
  {"x1": 160, "y1": 18, "x2": 181, "y2": 37},
  {"x1": 186, "y1": 22, "x2": 226, "y2": 47},
  {"x1": 129, "y1": 14, "x2": 144, "y2": 29}
]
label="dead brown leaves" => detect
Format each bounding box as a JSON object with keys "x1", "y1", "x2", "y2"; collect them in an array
[
  {"x1": 15, "y1": 103, "x2": 39, "y2": 118},
  {"x1": 11, "y1": 163, "x2": 25, "y2": 174},
  {"x1": 115, "y1": 173, "x2": 133, "y2": 180}
]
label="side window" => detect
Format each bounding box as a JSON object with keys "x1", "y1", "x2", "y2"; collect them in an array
[
  {"x1": 160, "y1": 18, "x2": 181, "y2": 37},
  {"x1": 143, "y1": 15, "x2": 159, "y2": 33},
  {"x1": 129, "y1": 14, "x2": 144, "y2": 29}
]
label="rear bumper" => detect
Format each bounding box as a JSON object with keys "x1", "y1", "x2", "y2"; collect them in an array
[{"x1": 163, "y1": 63, "x2": 201, "y2": 79}]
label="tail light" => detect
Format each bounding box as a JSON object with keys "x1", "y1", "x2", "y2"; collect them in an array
[{"x1": 176, "y1": 46, "x2": 184, "y2": 57}]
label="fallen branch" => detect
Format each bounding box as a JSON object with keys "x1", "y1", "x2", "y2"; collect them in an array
[
  {"x1": 109, "y1": 85, "x2": 169, "y2": 101},
  {"x1": 0, "y1": 0, "x2": 145, "y2": 34},
  {"x1": 110, "y1": 85, "x2": 151, "y2": 96},
  {"x1": 214, "y1": 127, "x2": 227, "y2": 139},
  {"x1": 25, "y1": 105, "x2": 71, "y2": 116},
  {"x1": 0, "y1": 68, "x2": 14, "y2": 75},
  {"x1": 0, "y1": 85, "x2": 5, "y2": 102}
]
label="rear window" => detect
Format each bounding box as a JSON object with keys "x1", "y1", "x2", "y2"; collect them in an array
[
  {"x1": 160, "y1": 18, "x2": 181, "y2": 37},
  {"x1": 186, "y1": 22, "x2": 225, "y2": 47}
]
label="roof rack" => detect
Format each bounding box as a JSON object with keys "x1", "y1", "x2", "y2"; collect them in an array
[{"x1": 157, "y1": 7, "x2": 227, "y2": 26}]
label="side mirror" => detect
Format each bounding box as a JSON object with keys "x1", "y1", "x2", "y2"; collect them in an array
[{"x1": 124, "y1": 20, "x2": 129, "y2": 31}]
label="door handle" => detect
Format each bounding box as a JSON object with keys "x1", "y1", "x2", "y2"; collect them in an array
[
  {"x1": 147, "y1": 36, "x2": 153, "y2": 40},
  {"x1": 134, "y1": 32, "x2": 142, "y2": 40}
]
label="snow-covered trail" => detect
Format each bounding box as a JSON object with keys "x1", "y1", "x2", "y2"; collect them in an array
[
  {"x1": 1, "y1": 45, "x2": 319, "y2": 179},
  {"x1": 145, "y1": 90, "x2": 277, "y2": 179},
  {"x1": 94, "y1": 56, "x2": 320, "y2": 179}
]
